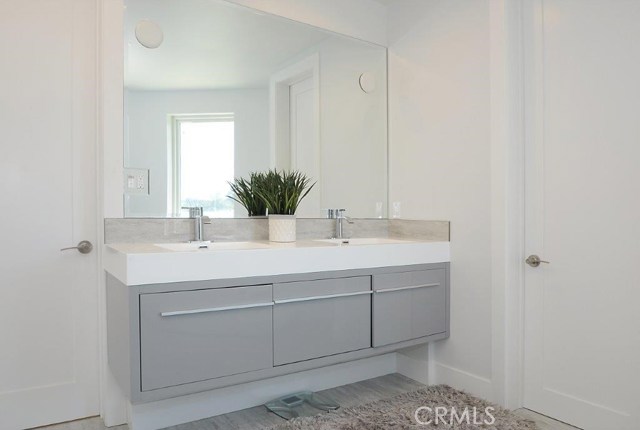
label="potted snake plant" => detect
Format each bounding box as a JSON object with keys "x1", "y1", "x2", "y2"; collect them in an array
[
  {"x1": 228, "y1": 172, "x2": 268, "y2": 217},
  {"x1": 255, "y1": 169, "x2": 315, "y2": 242}
]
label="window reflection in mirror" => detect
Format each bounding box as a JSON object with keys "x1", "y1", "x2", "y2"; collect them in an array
[{"x1": 171, "y1": 114, "x2": 235, "y2": 218}]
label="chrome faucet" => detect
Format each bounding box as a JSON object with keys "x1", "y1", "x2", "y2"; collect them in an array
[
  {"x1": 327, "y1": 208, "x2": 353, "y2": 239},
  {"x1": 182, "y1": 206, "x2": 211, "y2": 244}
]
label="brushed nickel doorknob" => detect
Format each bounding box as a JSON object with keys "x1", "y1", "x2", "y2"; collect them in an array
[
  {"x1": 60, "y1": 240, "x2": 93, "y2": 254},
  {"x1": 526, "y1": 254, "x2": 549, "y2": 268}
]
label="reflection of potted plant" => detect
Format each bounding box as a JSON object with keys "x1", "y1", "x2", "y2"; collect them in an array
[
  {"x1": 228, "y1": 172, "x2": 268, "y2": 217},
  {"x1": 255, "y1": 170, "x2": 315, "y2": 242}
]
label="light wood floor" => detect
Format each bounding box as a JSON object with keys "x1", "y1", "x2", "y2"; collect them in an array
[
  {"x1": 514, "y1": 408, "x2": 581, "y2": 430},
  {"x1": 41, "y1": 374, "x2": 580, "y2": 430},
  {"x1": 165, "y1": 373, "x2": 424, "y2": 430}
]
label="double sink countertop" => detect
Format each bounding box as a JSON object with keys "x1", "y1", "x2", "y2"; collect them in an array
[{"x1": 104, "y1": 238, "x2": 451, "y2": 286}]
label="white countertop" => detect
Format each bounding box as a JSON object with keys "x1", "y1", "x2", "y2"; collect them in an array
[{"x1": 103, "y1": 239, "x2": 450, "y2": 286}]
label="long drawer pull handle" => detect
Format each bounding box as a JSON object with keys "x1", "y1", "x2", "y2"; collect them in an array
[
  {"x1": 274, "y1": 290, "x2": 373, "y2": 305},
  {"x1": 160, "y1": 302, "x2": 274, "y2": 317},
  {"x1": 374, "y1": 283, "x2": 440, "y2": 294}
]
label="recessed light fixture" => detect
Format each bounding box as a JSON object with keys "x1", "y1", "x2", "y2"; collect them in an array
[
  {"x1": 359, "y1": 72, "x2": 376, "y2": 94},
  {"x1": 135, "y1": 19, "x2": 164, "y2": 49}
]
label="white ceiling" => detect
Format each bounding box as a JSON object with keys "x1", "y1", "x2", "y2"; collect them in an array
[{"x1": 124, "y1": 0, "x2": 336, "y2": 90}]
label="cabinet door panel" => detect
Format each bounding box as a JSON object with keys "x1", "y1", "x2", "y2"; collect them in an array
[
  {"x1": 140, "y1": 285, "x2": 273, "y2": 391},
  {"x1": 273, "y1": 277, "x2": 371, "y2": 365},
  {"x1": 373, "y1": 269, "x2": 446, "y2": 347}
]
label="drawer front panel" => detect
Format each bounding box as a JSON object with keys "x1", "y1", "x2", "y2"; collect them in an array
[
  {"x1": 273, "y1": 276, "x2": 371, "y2": 365},
  {"x1": 373, "y1": 269, "x2": 446, "y2": 347},
  {"x1": 140, "y1": 285, "x2": 273, "y2": 391}
]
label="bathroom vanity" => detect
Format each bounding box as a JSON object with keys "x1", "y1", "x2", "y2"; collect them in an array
[
  {"x1": 104, "y1": 239, "x2": 450, "y2": 403},
  {"x1": 110, "y1": 0, "x2": 450, "y2": 423}
]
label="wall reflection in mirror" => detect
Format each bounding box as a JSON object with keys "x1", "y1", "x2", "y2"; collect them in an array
[{"x1": 123, "y1": 0, "x2": 388, "y2": 218}]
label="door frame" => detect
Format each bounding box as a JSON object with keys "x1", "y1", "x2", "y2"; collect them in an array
[
  {"x1": 488, "y1": 0, "x2": 528, "y2": 410},
  {"x1": 269, "y1": 53, "x2": 320, "y2": 172},
  {"x1": 519, "y1": 0, "x2": 543, "y2": 412},
  {"x1": 98, "y1": 0, "x2": 128, "y2": 426}
]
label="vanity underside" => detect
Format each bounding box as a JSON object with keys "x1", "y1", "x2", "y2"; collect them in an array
[{"x1": 106, "y1": 263, "x2": 450, "y2": 403}]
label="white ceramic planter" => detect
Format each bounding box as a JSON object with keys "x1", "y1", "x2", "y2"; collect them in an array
[{"x1": 268, "y1": 215, "x2": 296, "y2": 242}]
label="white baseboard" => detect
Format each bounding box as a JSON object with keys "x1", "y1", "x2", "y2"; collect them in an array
[
  {"x1": 128, "y1": 354, "x2": 397, "y2": 430},
  {"x1": 431, "y1": 362, "x2": 493, "y2": 401}
]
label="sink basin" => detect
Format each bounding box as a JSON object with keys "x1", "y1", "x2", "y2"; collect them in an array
[
  {"x1": 314, "y1": 238, "x2": 414, "y2": 246},
  {"x1": 105, "y1": 239, "x2": 450, "y2": 285},
  {"x1": 155, "y1": 241, "x2": 271, "y2": 252}
]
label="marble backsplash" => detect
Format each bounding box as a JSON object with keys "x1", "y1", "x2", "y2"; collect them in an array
[{"x1": 104, "y1": 218, "x2": 450, "y2": 244}]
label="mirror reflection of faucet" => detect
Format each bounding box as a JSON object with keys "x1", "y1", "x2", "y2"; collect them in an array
[
  {"x1": 327, "y1": 208, "x2": 354, "y2": 240},
  {"x1": 182, "y1": 206, "x2": 212, "y2": 247}
]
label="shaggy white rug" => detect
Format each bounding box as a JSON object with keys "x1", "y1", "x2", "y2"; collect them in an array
[{"x1": 270, "y1": 385, "x2": 537, "y2": 429}]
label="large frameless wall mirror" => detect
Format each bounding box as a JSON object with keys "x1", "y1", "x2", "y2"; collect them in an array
[{"x1": 123, "y1": 0, "x2": 388, "y2": 218}]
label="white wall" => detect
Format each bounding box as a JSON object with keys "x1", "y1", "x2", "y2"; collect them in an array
[
  {"x1": 124, "y1": 88, "x2": 269, "y2": 217},
  {"x1": 225, "y1": 0, "x2": 388, "y2": 46},
  {"x1": 388, "y1": 0, "x2": 494, "y2": 398},
  {"x1": 311, "y1": 37, "x2": 388, "y2": 218}
]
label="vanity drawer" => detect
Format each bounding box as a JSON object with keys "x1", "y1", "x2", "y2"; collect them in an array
[
  {"x1": 139, "y1": 285, "x2": 273, "y2": 391},
  {"x1": 372, "y1": 269, "x2": 446, "y2": 347},
  {"x1": 273, "y1": 276, "x2": 372, "y2": 365}
]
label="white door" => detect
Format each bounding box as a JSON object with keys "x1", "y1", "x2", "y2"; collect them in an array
[
  {"x1": 0, "y1": 1, "x2": 100, "y2": 429},
  {"x1": 523, "y1": 1, "x2": 640, "y2": 429},
  {"x1": 289, "y1": 77, "x2": 321, "y2": 217}
]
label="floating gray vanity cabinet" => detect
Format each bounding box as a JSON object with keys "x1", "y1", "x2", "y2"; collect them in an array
[
  {"x1": 273, "y1": 276, "x2": 372, "y2": 365},
  {"x1": 139, "y1": 284, "x2": 274, "y2": 391},
  {"x1": 372, "y1": 269, "x2": 447, "y2": 347},
  {"x1": 106, "y1": 263, "x2": 450, "y2": 403}
]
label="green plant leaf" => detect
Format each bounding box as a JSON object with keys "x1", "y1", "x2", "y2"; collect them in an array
[
  {"x1": 227, "y1": 172, "x2": 268, "y2": 216},
  {"x1": 247, "y1": 169, "x2": 315, "y2": 215}
]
